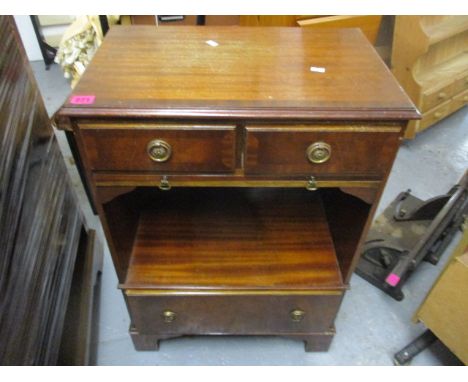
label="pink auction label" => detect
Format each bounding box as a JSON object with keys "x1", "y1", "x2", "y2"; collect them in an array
[
  {"x1": 70, "y1": 95, "x2": 96, "y2": 105},
  {"x1": 386, "y1": 273, "x2": 400, "y2": 287}
]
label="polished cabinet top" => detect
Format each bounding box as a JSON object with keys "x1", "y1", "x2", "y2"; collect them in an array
[{"x1": 62, "y1": 26, "x2": 419, "y2": 120}]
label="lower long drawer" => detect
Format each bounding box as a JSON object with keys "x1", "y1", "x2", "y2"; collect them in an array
[{"x1": 125, "y1": 292, "x2": 343, "y2": 335}]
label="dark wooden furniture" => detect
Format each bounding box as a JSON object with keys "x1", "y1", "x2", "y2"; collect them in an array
[
  {"x1": 57, "y1": 229, "x2": 103, "y2": 365},
  {"x1": 56, "y1": 26, "x2": 419, "y2": 351},
  {"x1": 0, "y1": 16, "x2": 102, "y2": 365}
]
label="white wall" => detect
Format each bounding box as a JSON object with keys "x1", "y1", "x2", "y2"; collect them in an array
[{"x1": 13, "y1": 16, "x2": 43, "y2": 61}]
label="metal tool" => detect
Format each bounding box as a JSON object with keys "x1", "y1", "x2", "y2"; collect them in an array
[
  {"x1": 356, "y1": 170, "x2": 468, "y2": 300},
  {"x1": 393, "y1": 330, "x2": 438, "y2": 365}
]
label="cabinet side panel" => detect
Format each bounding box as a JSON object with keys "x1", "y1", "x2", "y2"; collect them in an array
[{"x1": 321, "y1": 188, "x2": 372, "y2": 283}]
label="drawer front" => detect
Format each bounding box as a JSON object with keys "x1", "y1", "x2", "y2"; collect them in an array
[
  {"x1": 126, "y1": 293, "x2": 342, "y2": 335},
  {"x1": 421, "y1": 73, "x2": 468, "y2": 112},
  {"x1": 244, "y1": 126, "x2": 401, "y2": 177},
  {"x1": 453, "y1": 88, "x2": 468, "y2": 105},
  {"x1": 420, "y1": 90, "x2": 468, "y2": 131},
  {"x1": 78, "y1": 123, "x2": 236, "y2": 173}
]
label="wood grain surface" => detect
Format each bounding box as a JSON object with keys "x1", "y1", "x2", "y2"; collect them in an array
[
  {"x1": 60, "y1": 26, "x2": 419, "y2": 120},
  {"x1": 0, "y1": 16, "x2": 83, "y2": 365},
  {"x1": 123, "y1": 188, "x2": 343, "y2": 291},
  {"x1": 244, "y1": 125, "x2": 401, "y2": 176},
  {"x1": 78, "y1": 122, "x2": 236, "y2": 173},
  {"x1": 55, "y1": 25, "x2": 417, "y2": 351},
  {"x1": 126, "y1": 294, "x2": 342, "y2": 335}
]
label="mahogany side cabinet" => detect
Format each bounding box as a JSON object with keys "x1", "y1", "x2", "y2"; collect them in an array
[{"x1": 56, "y1": 26, "x2": 419, "y2": 351}]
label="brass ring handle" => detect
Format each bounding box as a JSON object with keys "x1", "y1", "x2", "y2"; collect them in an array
[
  {"x1": 147, "y1": 139, "x2": 172, "y2": 162},
  {"x1": 162, "y1": 310, "x2": 176, "y2": 323},
  {"x1": 306, "y1": 142, "x2": 331, "y2": 164},
  {"x1": 290, "y1": 309, "x2": 306, "y2": 322}
]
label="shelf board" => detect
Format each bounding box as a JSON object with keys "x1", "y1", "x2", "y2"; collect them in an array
[
  {"x1": 423, "y1": 16, "x2": 468, "y2": 45},
  {"x1": 123, "y1": 188, "x2": 343, "y2": 291},
  {"x1": 416, "y1": 51, "x2": 468, "y2": 92}
]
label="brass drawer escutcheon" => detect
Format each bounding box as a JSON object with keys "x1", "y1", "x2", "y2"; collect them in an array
[
  {"x1": 147, "y1": 139, "x2": 172, "y2": 162},
  {"x1": 307, "y1": 142, "x2": 331, "y2": 164},
  {"x1": 290, "y1": 309, "x2": 306, "y2": 322},
  {"x1": 162, "y1": 310, "x2": 176, "y2": 323}
]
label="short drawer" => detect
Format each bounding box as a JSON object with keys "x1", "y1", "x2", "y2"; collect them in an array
[
  {"x1": 421, "y1": 73, "x2": 468, "y2": 112},
  {"x1": 420, "y1": 90, "x2": 468, "y2": 131},
  {"x1": 126, "y1": 292, "x2": 342, "y2": 335},
  {"x1": 244, "y1": 125, "x2": 402, "y2": 177},
  {"x1": 77, "y1": 122, "x2": 237, "y2": 173}
]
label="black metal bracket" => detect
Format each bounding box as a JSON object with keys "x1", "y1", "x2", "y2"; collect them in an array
[
  {"x1": 356, "y1": 170, "x2": 468, "y2": 301},
  {"x1": 393, "y1": 330, "x2": 438, "y2": 365},
  {"x1": 394, "y1": 189, "x2": 453, "y2": 221},
  {"x1": 99, "y1": 15, "x2": 109, "y2": 36}
]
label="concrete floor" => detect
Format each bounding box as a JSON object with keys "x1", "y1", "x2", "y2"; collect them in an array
[{"x1": 31, "y1": 61, "x2": 467, "y2": 366}]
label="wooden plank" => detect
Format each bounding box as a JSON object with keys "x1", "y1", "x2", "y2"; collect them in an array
[
  {"x1": 57, "y1": 230, "x2": 103, "y2": 365},
  {"x1": 123, "y1": 188, "x2": 343, "y2": 291},
  {"x1": 0, "y1": 16, "x2": 82, "y2": 365},
  {"x1": 415, "y1": 229, "x2": 468, "y2": 364},
  {"x1": 297, "y1": 16, "x2": 382, "y2": 44}
]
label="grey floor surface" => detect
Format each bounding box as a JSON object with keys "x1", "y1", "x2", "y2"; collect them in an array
[{"x1": 31, "y1": 60, "x2": 467, "y2": 366}]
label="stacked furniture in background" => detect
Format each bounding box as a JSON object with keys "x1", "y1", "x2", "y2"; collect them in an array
[
  {"x1": 121, "y1": 15, "x2": 383, "y2": 44},
  {"x1": 243, "y1": 16, "x2": 383, "y2": 44},
  {"x1": 0, "y1": 16, "x2": 102, "y2": 365},
  {"x1": 392, "y1": 16, "x2": 468, "y2": 138}
]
